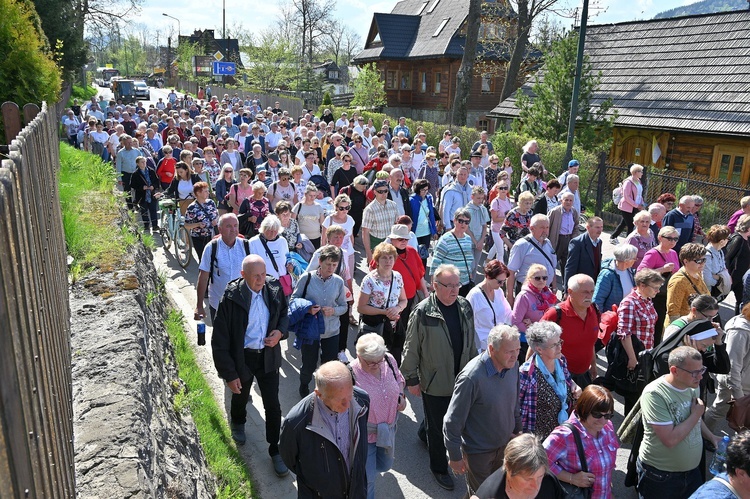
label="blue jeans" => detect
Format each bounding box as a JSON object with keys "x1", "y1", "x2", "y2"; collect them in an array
[
  {"x1": 636, "y1": 459, "x2": 702, "y2": 499},
  {"x1": 366, "y1": 442, "x2": 394, "y2": 499}
]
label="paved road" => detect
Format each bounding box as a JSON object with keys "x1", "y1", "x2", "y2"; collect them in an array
[{"x1": 113, "y1": 84, "x2": 736, "y2": 498}]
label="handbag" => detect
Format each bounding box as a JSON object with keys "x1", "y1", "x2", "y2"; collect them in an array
[
  {"x1": 453, "y1": 233, "x2": 475, "y2": 295},
  {"x1": 711, "y1": 268, "x2": 732, "y2": 299},
  {"x1": 727, "y1": 393, "x2": 750, "y2": 432},
  {"x1": 604, "y1": 333, "x2": 645, "y2": 396},
  {"x1": 259, "y1": 235, "x2": 293, "y2": 296},
  {"x1": 358, "y1": 273, "x2": 394, "y2": 337},
  {"x1": 559, "y1": 423, "x2": 593, "y2": 499}
]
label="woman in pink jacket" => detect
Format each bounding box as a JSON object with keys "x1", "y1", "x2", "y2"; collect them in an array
[{"x1": 610, "y1": 164, "x2": 646, "y2": 243}]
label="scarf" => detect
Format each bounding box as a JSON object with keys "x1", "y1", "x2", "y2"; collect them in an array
[
  {"x1": 139, "y1": 167, "x2": 152, "y2": 203},
  {"x1": 534, "y1": 354, "x2": 568, "y2": 424}
]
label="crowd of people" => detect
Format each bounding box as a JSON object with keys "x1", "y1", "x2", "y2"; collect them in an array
[{"x1": 65, "y1": 91, "x2": 750, "y2": 499}]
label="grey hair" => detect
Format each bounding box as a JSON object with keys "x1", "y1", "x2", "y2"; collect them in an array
[
  {"x1": 434, "y1": 264, "x2": 460, "y2": 281},
  {"x1": 568, "y1": 274, "x2": 595, "y2": 291},
  {"x1": 389, "y1": 154, "x2": 401, "y2": 164},
  {"x1": 454, "y1": 207, "x2": 471, "y2": 221},
  {"x1": 635, "y1": 268, "x2": 665, "y2": 287},
  {"x1": 693, "y1": 195, "x2": 704, "y2": 205},
  {"x1": 334, "y1": 146, "x2": 345, "y2": 155},
  {"x1": 314, "y1": 361, "x2": 353, "y2": 394},
  {"x1": 503, "y1": 434, "x2": 549, "y2": 477},
  {"x1": 354, "y1": 175, "x2": 369, "y2": 185},
  {"x1": 679, "y1": 195, "x2": 694, "y2": 205},
  {"x1": 633, "y1": 210, "x2": 651, "y2": 223},
  {"x1": 630, "y1": 164, "x2": 644, "y2": 174},
  {"x1": 355, "y1": 333, "x2": 387, "y2": 362},
  {"x1": 530, "y1": 214, "x2": 549, "y2": 227},
  {"x1": 668, "y1": 345, "x2": 702, "y2": 368},
  {"x1": 252, "y1": 181, "x2": 267, "y2": 193},
  {"x1": 737, "y1": 214, "x2": 750, "y2": 234},
  {"x1": 218, "y1": 213, "x2": 238, "y2": 227},
  {"x1": 526, "y1": 321, "x2": 562, "y2": 350},
  {"x1": 487, "y1": 325, "x2": 521, "y2": 350},
  {"x1": 566, "y1": 174, "x2": 579, "y2": 183},
  {"x1": 260, "y1": 214, "x2": 281, "y2": 234},
  {"x1": 613, "y1": 244, "x2": 637, "y2": 262},
  {"x1": 560, "y1": 191, "x2": 575, "y2": 201}
]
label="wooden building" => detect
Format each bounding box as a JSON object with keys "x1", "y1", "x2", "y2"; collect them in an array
[
  {"x1": 353, "y1": 0, "x2": 532, "y2": 131},
  {"x1": 489, "y1": 11, "x2": 750, "y2": 185}
]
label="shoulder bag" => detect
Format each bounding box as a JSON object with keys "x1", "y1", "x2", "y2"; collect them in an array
[
  {"x1": 559, "y1": 423, "x2": 593, "y2": 499},
  {"x1": 359, "y1": 273, "x2": 395, "y2": 337},
  {"x1": 258, "y1": 236, "x2": 293, "y2": 296},
  {"x1": 453, "y1": 232, "x2": 475, "y2": 296}
]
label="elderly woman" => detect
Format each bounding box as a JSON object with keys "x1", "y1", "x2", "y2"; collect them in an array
[
  {"x1": 248, "y1": 214, "x2": 292, "y2": 291},
  {"x1": 610, "y1": 163, "x2": 646, "y2": 243},
  {"x1": 519, "y1": 321, "x2": 581, "y2": 440},
  {"x1": 502, "y1": 191, "x2": 535, "y2": 245},
  {"x1": 409, "y1": 178, "x2": 438, "y2": 267},
  {"x1": 326, "y1": 145, "x2": 345, "y2": 187},
  {"x1": 703, "y1": 224, "x2": 731, "y2": 299},
  {"x1": 488, "y1": 178, "x2": 514, "y2": 262},
  {"x1": 266, "y1": 167, "x2": 297, "y2": 210},
  {"x1": 417, "y1": 152, "x2": 441, "y2": 198},
  {"x1": 475, "y1": 433, "x2": 565, "y2": 499},
  {"x1": 727, "y1": 214, "x2": 750, "y2": 314},
  {"x1": 350, "y1": 333, "x2": 406, "y2": 499},
  {"x1": 238, "y1": 181, "x2": 270, "y2": 237},
  {"x1": 184, "y1": 181, "x2": 219, "y2": 260},
  {"x1": 219, "y1": 137, "x2": 242, "y2": 172},
  {"x1": 357, "y1": 243, "x2": 408, "y2": 361},
  {"x1": 467, "y1": 260, "x2": 513, "y2": 353},
  {"x1": 624, "y1": 210, "x2": 655, "y2": 268},
  {"x1": 614, "y1": 269, "x2": 664, "y2": 414},
  {"x1": 129, "y1": 155, "x2": 161, "y2": 232},
  {"x1": 339, "y1": 175, "x2": 369, "y2": 238},
  {"x1": 543, "y1": 385, "x2": 620, "y2": 499},
  {"x1": 292, "y1": 182, "x2": 326, "y2": 248},
  {"x1": 593, "y1": 244, "x2": 637, "y2": 313},
  {"x1": 322, "y1": 194, "x2": 356, "y2": 273},
  {"x1": 429, "y1": 207, "x2": 475, "y2": 296},
  {"x1": 290, "y1": 165, "x2": 307, "y2": 203},
  {"x1": 214, "y1": 165, "x2": 236, "y2": 215},
  {"x1": 275, "y1": 201, "x2": 301, "y2": 252},
  {"x1": 666, "y1": 243, "x2": 710, "y2": 328},
  {"x1": 638, "y1": 225, "x2": 681, "y2": 344},
  {"x1": 227, "y1": 167, "x2": 254, "y2": 213},
  {"x1": 512, "y1": 264, "x2": 559, "y2": 361}
]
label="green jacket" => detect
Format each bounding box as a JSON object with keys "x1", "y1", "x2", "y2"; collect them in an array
[{"x1": 400, "y1": 293, "x2": 477, "y2": 397}]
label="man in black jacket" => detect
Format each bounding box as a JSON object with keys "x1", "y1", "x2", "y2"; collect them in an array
[
  {"x1": 564, "y1": 217, "x2": 604, "y2": 290},
  {"x1": 387, "y1": 168, "x2": 413, "y2": 220},
  {"x1": 211, "y1": 254, "x2": 290, "y2": 477},
  {"x1": 280, "y1": 361, "x2": 369, "y2": 498}
]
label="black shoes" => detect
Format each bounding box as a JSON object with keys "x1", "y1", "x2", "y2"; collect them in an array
[
  {"x1": 432, "y1": 471, "x2": 455, "y2": 490},
  {"x1": 271, "y1": 454, "x2": 289, "y2": 477},
  {"x1": 230, "y1": 423, "x2": 246, "y2": 446}
]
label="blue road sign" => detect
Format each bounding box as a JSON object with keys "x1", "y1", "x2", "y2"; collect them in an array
[{"x1": 212, "y1": 61, "x2": 236, "y2": 76}]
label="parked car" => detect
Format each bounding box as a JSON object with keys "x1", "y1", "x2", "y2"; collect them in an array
[{"x1": 134, "y1": 81, "x2": 150, "y2": 100}]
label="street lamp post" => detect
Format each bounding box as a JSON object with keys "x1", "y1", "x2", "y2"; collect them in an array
[
  {"x1": 162, "y1": 13, "x2": 181, "y2": 85},
  {"x1": 162, "y1": 13, "x2": 180, "y2": 38}
]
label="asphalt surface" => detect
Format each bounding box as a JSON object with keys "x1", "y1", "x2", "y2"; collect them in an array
[{"x1": 103, "y1": 84, "x2": 738, "y2": 498}]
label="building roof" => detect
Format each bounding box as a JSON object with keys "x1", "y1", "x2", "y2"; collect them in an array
[
  {"x1": 488, "y1": 10, "x2": 750, "y2": 137},
  {"x1": 353, "y1": 0, "x2": 513, "y2": 63}
]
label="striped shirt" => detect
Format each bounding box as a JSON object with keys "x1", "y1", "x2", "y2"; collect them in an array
[{"x1": 430, "y1": 231, "x2": 475, "y2": 285}]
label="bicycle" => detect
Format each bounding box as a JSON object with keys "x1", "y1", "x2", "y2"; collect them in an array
[{"x1": 158, "y1": 198, "x2": 192, "y2": 268}]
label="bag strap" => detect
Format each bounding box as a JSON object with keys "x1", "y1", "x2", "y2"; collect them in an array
[
  {"x1": 680, "y1": 269, "x2": 703, "y2": 295},
  {"x1": 301, "y1": 273, "x2": 312, "y2": 300},
  {"x1": 384, "y1": 354, "x2": 399, "y2": 383},
  {"x1": 524, "y1": 235, "x2": 556, "y2": 269},
  {"x1": 383, "y1": 272, "x2": 395, "y2": 310},
  {"x1": 452, "y1": 232, "x2": 471, "y2": 271},
  {"x1": 562, "y1": 423, "x2": 589, "y2": 473},
  {"x1": 714, "y1": 476, "x2": 740, "y2": 497},
  {"x1": 259, "y1": 236, "x2": 280, "y2": 273},
  {"x1": 480, "y1": 288, "x2": 497, "y2": 325}
]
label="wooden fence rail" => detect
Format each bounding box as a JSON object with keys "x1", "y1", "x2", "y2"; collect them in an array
[
  {"x1": 0, "y1": 101, "x2": 75, "y2": 498},
  {"x1": 176, "y1": 78, "x2": 305, "y2": 118}
]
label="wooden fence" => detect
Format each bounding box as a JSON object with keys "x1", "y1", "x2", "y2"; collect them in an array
[
  {"x1": 0, "y1": 101, "x2": 75, "y2": 498},
  {"x1": 176, "y1": 78, "x2": 305, "y2": 117}
]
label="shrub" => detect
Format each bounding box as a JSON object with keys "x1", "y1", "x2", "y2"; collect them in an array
[
  {"x1": 321, "y1": 92, "x2": 332, "y2": 106},
  {"x1": 68, "y1": 84, "x2": 98, "y2": 106}
]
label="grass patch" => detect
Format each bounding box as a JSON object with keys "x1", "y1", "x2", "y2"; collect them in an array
[
  {"x1": 59, "y1": 143, "x2": 127, "y2": 271},
  {"x1": 68, "y1": 84, "x2": 98, "y2": 106},
  {"x1": 164, "y1": 310, "x2": 254, "y2": 498}
]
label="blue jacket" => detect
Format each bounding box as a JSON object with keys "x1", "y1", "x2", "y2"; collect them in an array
[
  {"x1": 288, "y1": 296, "x2": 325, "y2": 349},
  {"x1": 409, "y1": 193, "x2": 437, "y2": 236},
  {"x1": 593, "y1": 258, "x2": 635, "y2": 312}
]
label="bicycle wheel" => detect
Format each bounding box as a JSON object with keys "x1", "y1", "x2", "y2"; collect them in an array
[
  {"x1": 175, "y1": 226, "x2": 192, "y2": 268},
  {"x1": 159, "y1": 210, "x2": 172, "y2": 250}
]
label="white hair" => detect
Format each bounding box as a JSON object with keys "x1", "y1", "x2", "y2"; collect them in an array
[{"x1": 356, "y1": 333, "x2": 387, "y2": 362}]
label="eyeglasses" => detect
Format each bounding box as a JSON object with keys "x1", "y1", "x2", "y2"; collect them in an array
[
  {"x1": 662, "y1": 236, "x2": 679, "y2": 242},
  {"x1": 692, "y1": 258, "x2": 707, "y2": 264},
  {"x1": 697, "y1": 309, "x2": 718, "y2": 320},
  {"x1": 676, "y1": 365, "x2": 707, "y2": 378},
  {"x1": 590, "y1": 411, "x2": 615, "y2": 420},
  {"x1": 491, "y1": 162, "x2": 499, "y2": 165},
  {"x1": 496, "y1": 278, "x2": 507, "y2": 286},
  {"x1": 427, "y1": 158, "x2": 436, "y2": 161},
  {"x1": 543, "y1": 339, "x2": 564, "y2": 349},
  {"x1": 361, "y1": 357, "x2": 384, "y2": 367},
  {"x1": 455, "y1": 219, "x2": 470, "y2": 225},
  {"x1": 337, "y1": 206, "x2": 351, "y2": 211},
  {"x1": 436, "y1": 281, "x2": 461, "y2": 289},
  {"x1": 498, "y1": 186, "x2": 509, "y2": 191},
  {"x1": 532, "y1": 275, "x2": 548, "y2": 281}
]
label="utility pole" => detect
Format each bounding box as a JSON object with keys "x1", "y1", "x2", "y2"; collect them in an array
[{"x1": 563, "y1": 0, "x2": 589, "y2": 168}]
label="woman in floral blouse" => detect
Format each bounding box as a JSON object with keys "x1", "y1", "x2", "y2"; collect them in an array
[
  {"x1": 184, "y1": 181, "x2": 219, "y2": 261},
  {"x1": 502, "y1": 191, "x2": 535, "y2": 245}
]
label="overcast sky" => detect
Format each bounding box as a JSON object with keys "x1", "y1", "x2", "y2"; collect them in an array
[{"x1": 137, "y1": 0, "x2": 703, "y2": 45}]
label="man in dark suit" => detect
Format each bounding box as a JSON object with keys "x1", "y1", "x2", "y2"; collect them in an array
[
  {"x1": 244, "y1": 124, "x2": 266, "y2": 155},
  {"x1": 386, "y1": 168, "x2": 413, "y2": 220},
  {"x1": 564, "y1": 216, "x2": 604, "y2": 289},
  {"x1": 211, "y1": 255, "x2": 289, "y2": 477}
]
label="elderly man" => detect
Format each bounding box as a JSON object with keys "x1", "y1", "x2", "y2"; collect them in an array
[
  {"x1": 506, "y1": 214, "x2": 557, "y2": 305},
  {"x1": 471, "y1": 131, "x2": 494, "y2": 155},
  {"x1": 386, "y1": 168, "x2": 412, "y2": 219},
  {"x1": 728, "y1": 195, "x2": 750, "y2": 233},
  {"x1": 542, "y1": 274, "x2": 599, "y2": 388},
  {"x1": 115, "y1": 134, "x2": 140, "y2": 209},
  {"x1": 393, "y1": 116, "x2": 410, "y2": 139},
  {"x1": 443, "y1": 325, "x2": 521, "y2": 495},
  {"x1": 560, "y1": 173, "x2": 581, "y2": 214},
  {"x1": 564, "y1": 216, "x2": 604, "y2": 289},
  {"x1": 648, "y1": 203, "x2": 667, "y2": 240},
  {"x1": 361, "y1": 179, "x2": 398, "y2": 263},
  {"x1": 442, "y1": 166, "x2": 473, "y2": 230},
  {"x1": 280, "y1": 361, "x2": 369, "y2": 498},
  {"x1": 663, "y1": 195, "x2": 695, "y2": 253},
  {"x1": 211, "y1": 255, "x2": 289, "y2": 476},
  {"x1": 402, "y1": 264, "x2": 477, "y2": 490},
  {"x1": 548, "y1": 192, "x2": 580, "y2": 285},
  {"x1": 195, "y1": 214, "x2": 250, "y2": 322}
]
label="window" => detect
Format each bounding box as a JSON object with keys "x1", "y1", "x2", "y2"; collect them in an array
[
  {"x1": 711, "y1": 145, "x2": 749, "y2": 185},
  {"x1": 329, "y1": 70, "x2": 339, "y2": 80},
  {"x1": 420, "y1": 72, "x2": 427, "y2": 93},
  {"x1": 481, "y1": 75, "x2": 494, "y2": 93},
  {"x1": 386, "y1": 70, "x2": 397, "y2": 89},
  {"x1": 400, "y1": 72, "x2": 411, "y2": 90},
  {"x1": 416, "y1": 1, "x2": 428, "y2": 15},
  {"x1": 433, "y1": 18, "x2": 450, "y2": 37},
  {"x1": 478, "y1": 119, "x2": 490, "y2": 131},
  {"x1": 427, "y1": 0, "x2": 440, "y2": 13},
  {"x1": 434, "y1": 72, "x2": 442, "y2": 94}
]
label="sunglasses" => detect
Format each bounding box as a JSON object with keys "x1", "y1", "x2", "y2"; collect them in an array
[
  {"x1": 343, "y1": 159, "x2": 351, "y2": 163},
  {"x1": 491, "y1": 162, "x2": 499, "y2": 165},
  {"x1": 662, "y1": 236, "x2": 679, "y2": 241},
  {"x1": 498, "y1": 186, "x2": 509, "y2": 191},
  {"x1": 337, "y1": 206, "x2": 351, "y2": 211},
  {"x1": 692, "y1": 258, "x2": 707, "y2": 264},
  {"x1": 532, "y1": 275, "x2": 548, "y2": 281},
  {"x1": 375, "y1": 189, "x2": 388, "y2": 194},
  {"x1": 591, "y1": 411, "x2": 615, "y2": 420},
  {"x1": 455, "y1": 218, "x2": 470, "y2": 225}
]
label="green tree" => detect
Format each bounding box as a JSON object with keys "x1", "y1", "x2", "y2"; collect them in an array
[
  {"x1": 0, "y1": 0, "x2": 61, "y2": 106},
  {"x1": 31, "y1": 0, "x2": 87, "y2": 79},
  {"x1": 350, "y1": 63, "x2": 386, "y2": 110},
  {"x1": 175, "y1": 41, "x2": 205, "y2": 81},
  {"x1": 513, "y1": 33, "x2": 615, "y2": 152},
  {"x1": 245, "y1": 31, "x2": 298, "y2": 91}
]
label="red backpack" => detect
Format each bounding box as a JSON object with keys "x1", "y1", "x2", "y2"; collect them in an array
[{"x1": 598, "y1": 304, "x2": 619, "y2": 348}]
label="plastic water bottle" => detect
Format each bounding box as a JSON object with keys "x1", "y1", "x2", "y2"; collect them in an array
[
  {"x1": 709, "y1": 436, "x2": 731, "y2": 475},
  {"x1": 196, "y1": 319, "x2": 206, "y2": 346}
]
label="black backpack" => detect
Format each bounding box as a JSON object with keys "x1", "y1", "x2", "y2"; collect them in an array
[{"x1": 207, "y1": 237, "x2": 251, "y2": 285}]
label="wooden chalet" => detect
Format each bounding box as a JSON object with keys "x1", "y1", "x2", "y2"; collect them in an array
[
  {"x1": 353, "y1": 0, "x2": 530, "y2": 131},
  {"x1": 489, "y1": 11, "x2": 750, "y2": 185}
]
